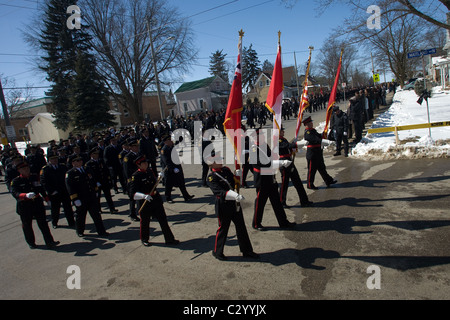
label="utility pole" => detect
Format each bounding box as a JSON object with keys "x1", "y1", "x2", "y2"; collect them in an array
[
  {"x1": 0, "y1": 79, "x2": 16, "y2": 147},
  {"x1": 147, "y1": 18, "x2": 165, "y2": 121}
]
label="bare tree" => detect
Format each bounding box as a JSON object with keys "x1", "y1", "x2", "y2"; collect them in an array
[{"x1": 80, "y1": 0, "x2": 197, "y2": 121}]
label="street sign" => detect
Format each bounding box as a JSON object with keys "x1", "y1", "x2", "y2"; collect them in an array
[
  {"x1": 5, "y1": 125, "x2": 16, "y2": 139},
  {"x1": 373, "y1": 73, "x2": 380, "y2": 82},
  {"x1": 407, "y1": 48, "x2": 437, "y2": 59}
]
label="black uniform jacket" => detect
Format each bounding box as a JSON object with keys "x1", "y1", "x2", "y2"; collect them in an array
[
  {"x1": 85, "y1": 158, "x2": 112, "y2": 188},
  {"x1": 278, "y1": 137, "x2": 297, "y2": 161},
  {"x1": 251, "y1": 143, "x2": 275, "y2": 189},
  {"x1": 128, "y1": 169, "x2": 163, "y2": 206},
  {"x1": 10, "y1": 174, "x2": 48, "y2": 214},
  {"x1": 304, "y1": 128, "x2": 323, "y2": 160},
  {"x1": 40, "y1": 163, "x2": 69, "y2": 196},
  {"x1": 208, "y1": 166, "x2": 238, "y2": 210},
  {"x1": 65, "y1": 167, "x2": 98, "y2": 203}
]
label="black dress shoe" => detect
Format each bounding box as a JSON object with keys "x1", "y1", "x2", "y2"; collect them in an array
[
  {"x1": 252, "y1": 225, "x2": 266, "y2": 231},
  {"x1": 281, "y1": 202, "x2": 290, "y2": 208},
  {"x1": 98, "y1": 232, "x2": 110, "y2": 237},
  {"x1": 184, "y1": 195, "x2": 195, "y2": 202},
  {"x1": 166, "y1": 239, "x2": 180, "y2": 245},
  {"x1": 326, "y1": 179, "x2": 338, "y2": 187},
  {"x1": 307, "y1": 185, "x2": 319, "y2": 190},
  {"x1": 46, "y1": 241, "x2": 60, "y2": 248},
  {"x1": 166, "y1": 199, "x2": 174, "y2": 204},
  {"x1": 301, "y1": 201, "x2": 314, "y2": 207},
  {"x1": 142, "y1": 240, "x2": 152, "y2": 247},
  {"x1": 110, "y1": 208, "x2": 119, "y2": 214},
  {"x1": 130, "y1": 215, "x2": 140, "y2": 222},
  {"x1": 52, "y1": 224, "x2": 57, "y2": 229},
  {"x1": 280, "y1": 221, "x2": 296, "y2": 229},
  {"x1": 77, "y1": 232, "x2": 85, "y2": 237},
  {"x1": 29, "y1": 243, "x2": 38, "y2": 249},
  {"x1": 212, "y1": 251, "x2": 227, "y2": 261},
  {"x1": 243, "y1": 252, "x2": 260, "y2": 259}
]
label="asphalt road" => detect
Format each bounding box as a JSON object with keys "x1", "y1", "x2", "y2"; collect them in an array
[{"x1": 1, "y1": 94, "x2": 450, "y2": 305}]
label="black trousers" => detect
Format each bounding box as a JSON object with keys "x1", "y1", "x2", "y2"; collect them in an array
[
  {"x1": 279, "y1": 164, "x2": 309, "y2": 205},
  {"x1": 214, "y1": 200, "x2": 253, "y2": 256},
  {"x1": 165, "y1": 174, "x2": 190, "y2": 200},
  {"x1": 335, "y1": 133, "x2": 349, "y2": 155},
  {"x1": 253, "y1": 180, "x2": 289, "y2": 228},
  {"x1": 49, "y1": 193, "x2": 75, "y2": 227},
  {"x1": 307, "y1": 157, "x2": 333, "y2": 188},
  {"x1": 74, "y1": 197, "x2": 106, "y2": 235},
  {"x1": 97, "y1": 186, "x2": 115, "y2": 211},
  {"x1": 138, "y1": 196, "x2": 175, "y2": 243},
  {"x1": 19, "y1": 206, "x2": 55, "y2": 246}
]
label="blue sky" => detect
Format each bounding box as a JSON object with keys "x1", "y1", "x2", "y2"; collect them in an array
[{"x1": 0, "y1": 0, "x2": 375, "y2": 99}]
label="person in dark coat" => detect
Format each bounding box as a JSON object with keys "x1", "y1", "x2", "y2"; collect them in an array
[
  {"x1": 122, "y1": 139, "x2": 141, "y2": 222},
  {"x1": 160, "y1": 136, "x2": 194, "y2": 203},
  {"x1": 207, "y1": 153, "x2": 258, "y2": 261},
  {"x1": 278, "y1": 127, "x2": 313, "y2": 208},
  {"x1": 139, "y1": 128, "x2": 158, "y2": 175},
  {"x1": 251, "y1": 131, "x2": 296, "y2": 231},
  {"x1": 85, "y1": 147, "x2": 118, "y2": 214},
  {"x1": 129, "y1": 155, "x2": 179, "y2": 247},
  {"x1": 10, "y1": 161, "x2": 59, "y2": 249},
  {"x1": 330, "y1": 106, "x2": 349, "y2": 157},
  {"x1": 65, "y1": 155, "x2": 109, "y2": 238},
  {"x1": 40, "y1": 154, "x2": 75, "y2": 228},
  {"x1": 303, "y1": 116, "x2": 337, "y2": 190}
]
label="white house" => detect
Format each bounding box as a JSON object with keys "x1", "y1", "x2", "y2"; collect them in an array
[{"x1": 26, "y1": 113, "x2": 73, "y2": 144}]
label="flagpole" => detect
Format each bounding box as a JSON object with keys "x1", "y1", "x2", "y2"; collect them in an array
[
  {"x1": 323, "y1": 48, "x2": 344, "y2": 139},
  {"x1": 295, "y1": 46, "x2": 313, "y2": 139}
]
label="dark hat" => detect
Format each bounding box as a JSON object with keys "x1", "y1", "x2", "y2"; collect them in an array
[
  {"x1": 89, "y1": 147, "x2": 100, "y2": 155},
  {"x1": 16, "y1": 161, "x2": 29, "y2": 170},
  {"x1": 128, "y1": 138, "x2": 139, "y2": 146},
  {"x1": 134, "y1": 155, "x2": 147, "y2": 166},
  {"x1": 302, "y1": 116, "x2": 312, "y2": 125},
  {"x1": 69, "y1": 154, "x2": 83, "y2": 162},
  {"x1": 48, "y1": 154, "x2": 59, "y2": 159}
]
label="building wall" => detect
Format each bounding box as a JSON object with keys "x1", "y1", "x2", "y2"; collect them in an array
[{"x1": 175, "y1": 87, "x2": 212, "y2": 116}]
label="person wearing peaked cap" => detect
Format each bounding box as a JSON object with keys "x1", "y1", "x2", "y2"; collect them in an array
[
  {"x1": 330, "y1": 104, "x2": 349, "y2": 157},
  {"x1": 40, "y1": 153, "x2": 75, "y2": 229},
  {"x1": 11, "y1": 160, "x2": 59, "y2": 249},
  {"x1": 129, "y1": 156, "x2": 179, "y2": 247},
  {"x1": 65, "y1": 153, "x2": 109, "y2": 238},
  {"x1": 85, "y1": 147, "x2": 118, "y2": 215},
  {"x1": 160, "y1": 135, "x2": 194, "y2": 203},
  {"x1": 302, "y1": 116, "x2": 312, "y2": 125},
  {"x1": 5, "y1": 155, "x2": 23, "y2": 192},
  {"x1": 303, "y1": 117, "x2": 337, "y2": 190},
  {"x1": 207, "y1": 153, "x2": 258, "y2": 261},
  {"x1": 122, "y1": 141, "x2": 141, "y2": 221}
]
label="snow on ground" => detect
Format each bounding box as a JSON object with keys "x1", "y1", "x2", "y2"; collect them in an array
[{"x1": 351, "y1": 87, "x2": 450, "y2": 160}]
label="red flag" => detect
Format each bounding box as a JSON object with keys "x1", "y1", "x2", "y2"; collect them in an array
[
  {"x1": 323, "y1": 49, "x2": 343, "y2": 138},
  {"x1": 265, "y1": 33, "x2": 283, "y2": 132},
  {"x1": 223, "y1": 30, "x2": 244, "y2": 175}
]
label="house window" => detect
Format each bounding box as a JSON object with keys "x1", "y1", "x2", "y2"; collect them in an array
[
  {"x1": 199, "y1": 99, "x2": 204, "y2": 110},
  {"x1": 123, "y1": 109, "x2": 129, "y2": 117},
  {"x1": 183, "y1": 103, "x2": 188, "y2": 113},
  {"x1": 259, "y1": 81, "x2": 263, "y2": 88},
  {"x1": 266, "y1": 79, "x2": 270, "y2": 86}
]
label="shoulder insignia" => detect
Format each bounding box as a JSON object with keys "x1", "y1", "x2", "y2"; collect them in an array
[
  {"x1": 306, "y1": 131, "x2": 310, "y2": 134},
  {"x1": 124, "y1": 157, "x2": 128, "y2": 162},
  {"x1": 208, "y1": 176, "x2": 213, "y2": 182},
  {"x1": 131, "y1": 176, "x2": 135, "y2": 181}
]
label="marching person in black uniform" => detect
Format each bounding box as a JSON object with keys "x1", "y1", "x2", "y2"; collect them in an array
[
  {"x1": 303, "y1": 116, "x2": 337, "y2": 190},
  {"x1": 129, "y1": 155, "x2": 179, "y2": 247},
  {"x1": 40, "y1": 154, "x2": 75, "y2": 229},
  {"x1": 104, "y1": 136, "x2": 127, "y2": 194},
  {"x1": 207, "y1": 153, "x2": 258, "y2": 261},
  {"x1": 278, "y1": 127, "x2": 313, "y2": 208},
  {"x1": 251, "y1": 131, "x2": 296, "y2": 231},
  {"x1": 5, "y1": 154, "x2": 22, "y2": 192},
  {"x1": 10, "y1": 161, "x2": 59, "y2": 249},
  {"x1": 201, "y1": 129, "x2": 213, "y2": 187},
  {"x1": 330, "y1": 106, "x2": 349, "y2": 157},
  {"x1": 122, "y1": 139, "x2": 141, "y2": 221},
  {"x1": 139, "y1": 127, "x2": 158, "y2": 176},
  {"x1": 65, "y1": 155, "x2": 109, "y2": 238},
  {"x1": 160, "y1": 136, "x2": 194, "y2": 203},
  {"x1": 85, "y1": 147, "x2": 118, "y2": 214}
]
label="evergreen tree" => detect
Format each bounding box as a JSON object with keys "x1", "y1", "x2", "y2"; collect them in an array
[
  {"x1": 242, "y1": 44, "x2": 261, "y2": 92},
  {"x1": 39, "y1": 0, "x2": 91, "y2": 130},
  {"x1": 69, "y1": 51, "x2": 115, "y2": 132},
  {"x1": 261, "y1": 59, "x2": 274, "y2": 74},
  {"x1": 209, "y1": 50, "x2": 229, "y2": 83}
]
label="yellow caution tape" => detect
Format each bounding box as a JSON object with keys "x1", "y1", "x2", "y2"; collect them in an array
[{"x1": 368, "y1": 121, "x2": 450, "y2": 134}]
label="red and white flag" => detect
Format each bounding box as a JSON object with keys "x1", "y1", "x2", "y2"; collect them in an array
[{"x1": 265, "y1": 35, "x2": 283, "y2": 132}]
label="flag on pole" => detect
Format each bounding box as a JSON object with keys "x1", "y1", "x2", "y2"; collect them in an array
[
  {"x1": 323, "y1": 48, "x2": 344, "y2": 138},
  {"x1": 223, "y1": 30, "x2": 244, "y2": 183},
  {"x1": 295, "y1": 48, "x2": 312, "y2": 138},
  {"x1": 265, "y1": 31, "x2": 283, "y2": 132}
]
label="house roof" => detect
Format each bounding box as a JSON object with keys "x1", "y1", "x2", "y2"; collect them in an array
[{"x1": 174, "y1": 76, "x2": 217, "y2": 94}]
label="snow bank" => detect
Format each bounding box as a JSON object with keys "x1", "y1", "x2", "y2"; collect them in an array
[{"x1": 351, "y1": 87, "x2": 450, "y2": 160}]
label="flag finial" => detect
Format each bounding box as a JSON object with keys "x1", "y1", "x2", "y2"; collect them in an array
[
  {"x1": 239, "y1": 29, "x2": 244, "y2": 37},
  {"x1": 278, "y1": 30, "x2": 281, "y2": 44}
]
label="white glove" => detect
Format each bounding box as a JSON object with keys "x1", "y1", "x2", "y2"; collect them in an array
[
  {"x1": 272, "y1": 160, "x2": 291, "y2": 168},
  {"x1": 46, "y1": 201, "x2": 51, "y2": 207},
  {"x1": 96, "y1": 182, "x2": 101, "y2": 187},
  {"x1": 235, "y1": 169, "x2": 242, "y2": 177},
  {"x1": 281, "y1": 160, "x2": 292, "y2": 167},
  {"x1": 158, "y1": 171, "x2": 164, "y2": 179},
  {"x1": 296, "y1": 140, "x2": 307, "y2": 148},
  {"x1": 174, "y1": 168, "x2": 180, "y2": 173},
  {"x1": 51, "y1": 191, "x2": 58, "y2": 196},
  {"x1": 74, "y1": 200, "x2": 82, "y2": 207},
  {"x1": 225, "y1": 190, "x2": 244, "y2": 202},
  {"x1": 133, "y1": 192, "x2": 146, "y2": 201},
  {"x1": 144, "y1": 194, "x2": 153, "y2": 202},
  {"x1": 321, "y1": 139, "x2": 332, "y2": 147},
  {"x1": 26, "y1": 192, "x2": 36, "y2": 199},
  {"x1": 343, "y1": 132, "x2": 348, "y2": 136}
]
